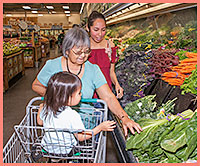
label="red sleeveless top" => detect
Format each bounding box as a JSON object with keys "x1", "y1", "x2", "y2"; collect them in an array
[{"x1": 88, "y1": 46, "x2": 118, "y2": 98}]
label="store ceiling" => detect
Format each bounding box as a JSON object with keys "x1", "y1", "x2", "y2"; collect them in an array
[{"x1": 3, "y1": 3, "x2": 82, "y2": 14}]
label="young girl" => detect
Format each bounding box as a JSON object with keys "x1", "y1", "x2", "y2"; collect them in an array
[
  {"x1": 87, "y1": 11, "x2": 123, "y2": 99},
  {"x1": 37, "y1": 71, "x2": 116, "y2": 155}
]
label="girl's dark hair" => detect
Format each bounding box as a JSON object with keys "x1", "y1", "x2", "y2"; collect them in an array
[
  {"x1": 88, "y1": 11, "x2": 106, "y2": 30},
  {"x1": 44, "y1": 72, "x2": 81, "y2": 118}
]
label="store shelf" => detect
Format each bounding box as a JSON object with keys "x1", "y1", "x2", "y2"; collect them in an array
[
  {"x1": 3, "y1": 50, "x2": 25, "y2": 92},
  {"x1": 21, "y1": 47, "x2": 35, "y2": 68},
  {"x1": 41, "y1": 41, "x2": 50, "y2": 58}
]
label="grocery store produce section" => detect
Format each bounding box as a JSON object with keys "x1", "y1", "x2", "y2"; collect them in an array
[
  {"x1": 3, "y1": 3, "x2": 197, "y2": 163},
  {"x1": 101, "y1": 5, "x2": 197, "y2": 163}
]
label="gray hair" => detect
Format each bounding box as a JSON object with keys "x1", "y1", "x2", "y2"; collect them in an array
[{"x1": 62, "y1": 27, "x2": 90, "y2": 57}]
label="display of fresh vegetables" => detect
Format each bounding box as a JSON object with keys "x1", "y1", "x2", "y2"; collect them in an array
[
  {"x1": 124, "y1": 95, "x2": 177, "y2": 121},
  {"x1": 3, "y1": 41, "x2": 22, "y2": 56},
  {"x1": 148, "y1": 49, "x2": 179, "y2": 78},
  {"x1": 124, "y1": 95, "x2": 157, "y2": 121},
  {"x1": 180, "y1": 66, "x2": 197, "y2": 95},
  {"x1": 175, "y1": 50, "x2": 188, "y2": 60},
  {"x1": 173, "y1": 21, "x2": 197, "y2": 49},
  {"x1": 162, "y1": 52, "x2": 197, "y2": 86},
  {"x1": 115, "y1": 45, "x2": 155, "y2": 107},
  {"x1": 126, "y1": 109, "x2": 197, "y2": 163}
]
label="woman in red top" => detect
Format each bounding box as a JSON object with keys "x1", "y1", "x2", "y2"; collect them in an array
[{"x1": 87, "y1": 11, "x2": 123, "y2": 99}]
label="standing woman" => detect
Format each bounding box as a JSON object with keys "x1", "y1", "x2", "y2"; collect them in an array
[{"x1": 87, "y1": 11, "x2": 123, "y2": 99}]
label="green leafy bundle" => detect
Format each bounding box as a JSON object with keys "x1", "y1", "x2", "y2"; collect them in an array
[
  {"x1": 126, "y1": 110, "x2": 197, "y2": 163},
  {"x1": 124, "y1": 95, "x2": 177, "y2": 121},
  {"x1": 180, "y1": 66, "x2": 197, "y2": 95}
]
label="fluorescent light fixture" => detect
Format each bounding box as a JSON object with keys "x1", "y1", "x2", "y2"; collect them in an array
[
  {"x1": 63, "y1": 6, "x2": 69, "y2": 9},
  {"x1": 31, "y1": 11, "x2": 38, "y2": 13},
  {"x1": 64, "y1": 11, "x2": 70, "y2": 13},
  {"x1": 66, "y1": 14, "x2": 70, "y2": 17},
  {"x1": 6, "y1": 14, "x2": 12, "y2": 16},
  {"x1": 46, "y1": 6, "x2": 54, "y2": 9},
  {"x1": 22, "y1": 6, "x2": 31, "y2": 9},
  {"x1": 38, "y1": 14, "x2": 43, "y2": 16},
  {"x1": 52, "y1": 11, "x2": 56, "y2": 13},
  {"x1": 80, "y1": 3, "x2": 85, "y2": 14}
]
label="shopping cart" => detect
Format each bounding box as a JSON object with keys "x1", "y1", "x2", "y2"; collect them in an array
[{"x1": 3, "y1": 97, "x2": 108, "y2": 163}]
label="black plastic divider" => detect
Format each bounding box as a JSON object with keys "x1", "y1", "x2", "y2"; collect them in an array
[
  {"x1": 108, "y1": 111, "x2": 138, "y2": 163},
  {"x1": 164, "y1": 86, "x2": 197, "y2": 113},
  {"x1": 144, "y1": 79, "x2": 197, "y2": 113},
  {"x1": 144, "y1": 79, "x2": 158, "y2": 95}
]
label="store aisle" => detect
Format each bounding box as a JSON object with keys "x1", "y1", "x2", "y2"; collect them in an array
[{"x1": 3, "y1": 46, "x2": 120, "y2": 162}]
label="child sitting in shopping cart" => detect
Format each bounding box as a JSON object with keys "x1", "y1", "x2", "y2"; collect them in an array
[{"x1": 37, "y1": 71, "x2": 116, "y2": 157}]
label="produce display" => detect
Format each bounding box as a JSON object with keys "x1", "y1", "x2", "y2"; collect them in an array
[
  {"x1": 3, "y1": 7, "x2": 197, "y2": 164},
  {"x1": 124, "y1": 95, "x2": 177, "y2": 121},
  {"x1": 125, "y1": 96, "x2": 197, "y2": 163},
  {"x1": 107, "y1": 21, "x2": 196, "y2": 61},
  {"x1": 19, "y1": 37, "x2": 33, "y2": 47},
  {"x1": 162, "y1": 52, "x2": 197, "y2": 86},
  {"x1": 116, "y1": 45, "x2": 155, "y2": 107},
  {"x1": 148, "y1": 49, "x2": 179, "y2": 78},
  {"x1": 3, "y1": 41, "x2": 21, "y2": 56},
  {"x1": 180, "y1": 66, "x2": 197, "y2": 95}
]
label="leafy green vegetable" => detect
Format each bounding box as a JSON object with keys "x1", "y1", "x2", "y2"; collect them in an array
[
  {"x1": 126, "y1": 109, "x2": 197, "y2": 163},
  {"x1": 180, "y1": 66, "x2": 197, "y2": 95}
]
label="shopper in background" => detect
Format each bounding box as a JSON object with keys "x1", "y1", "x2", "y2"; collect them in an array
[
  {"x1": 37, "y1": 71, "x2": 116, "y2": 154},
  {"x1": 58, "y1": 30, "x2": 65, "y2": 51},
  {"x1": 87, "y1": 11, "x2": 123, "y2": 99},
  {"x1": 32, "y1": 27, "x2": 142, "y2": 136}
]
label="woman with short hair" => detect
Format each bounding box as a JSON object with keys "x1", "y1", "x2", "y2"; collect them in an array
[{"x1": 32, "y1": 27, "x2": 142, "y2": 136}]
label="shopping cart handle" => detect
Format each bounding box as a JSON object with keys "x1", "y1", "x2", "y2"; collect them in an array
[
  {"x1": 81, "y1": 98, "x2": 98, "y2": 103},
  {"x1": 41, "y1": 97, "x2": 98, "y2": 102}
]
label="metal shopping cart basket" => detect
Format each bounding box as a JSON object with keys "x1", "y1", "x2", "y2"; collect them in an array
[{"x1": 3, "y1": 97, "x2": 108, "y2": 163}]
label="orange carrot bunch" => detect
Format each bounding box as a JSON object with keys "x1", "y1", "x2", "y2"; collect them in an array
[{"x1": 161, "y1": 52, "x2": 197, "y2": 86}]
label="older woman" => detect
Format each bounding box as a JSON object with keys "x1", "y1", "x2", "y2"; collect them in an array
[{"x1": 32, "y1": 27, "x2": 142, "y2": 136}]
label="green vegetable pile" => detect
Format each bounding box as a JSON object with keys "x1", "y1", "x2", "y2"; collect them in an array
[
  {"x1": 125, "y1": 100, "x2": 197, "y2": 163},
  {"x1": 180, "y1": 66, "x2": 197, "y2": 95},
  {"x1": 124, "y1": 95, "x2": 177, "y2": 121},
  {"x1": 125, "y1": 95, "x2": 197, "y2": 163},
  {"x1": 175, "y1": 50, "x2": 188, "y2": 60}
]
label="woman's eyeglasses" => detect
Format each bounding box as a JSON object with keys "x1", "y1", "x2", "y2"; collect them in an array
[{"x1": 71, "y1": 48, "x2": 91, "y2": 56}]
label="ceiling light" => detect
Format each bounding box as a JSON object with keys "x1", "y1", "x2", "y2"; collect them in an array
[
  {"x1": 6, "y1": 14, "x2": 12, "y2": 17},
  {"x1": 63, "y1": 6, "x2": 69, "y2": 9},
  {"x1": 22, "y1": 6, "x2": 31, "y2": 9},
  {"x1": 80, "y1": 3, "x2": 85, "y2": 14},
  {"x1": 38, "y1": 14, "x2": 43, "y2": 16},
  {"x1": 46, "y1": 6, "x2": 54, "y2": 9},
  {"x1": 64, "y1": 11, "x2": 70, "y2": 13},
  {"x1": 31, "y1": 11, "x2": 38, "y2": 13},
  {"x1": 52, "y1": 11, "x2": 56, "y2": 13},
  {"x1": 66, "y1": 14, "x2": 70, "y2": 17}
]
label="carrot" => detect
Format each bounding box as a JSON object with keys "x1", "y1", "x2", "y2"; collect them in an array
[
  {"x1": 177, "y1": 63, "x2": 197, "y2": 66},
  {"x1": 121, "y1": 48, "x2": 125, "y2": 52},
  {"x1": 162, "y1": 72, "x2": 178, "y2": 77},
  {"x1": 186, "y1": 52, "x2": 197, "y2": 58},
  {"x1": 180, "y1": 58, "x2": 197, "y2": 64}
]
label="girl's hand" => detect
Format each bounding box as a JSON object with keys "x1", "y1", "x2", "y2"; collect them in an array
[
  {"x1": 121, "y1": 117, "x2": 143, "y2": 136},
  {"x1": 115, "y1": 84, "x2": 123, "y2": 99},
  {"x1": 100, "y1": 120, "x2": 116, "y2": 131}
]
